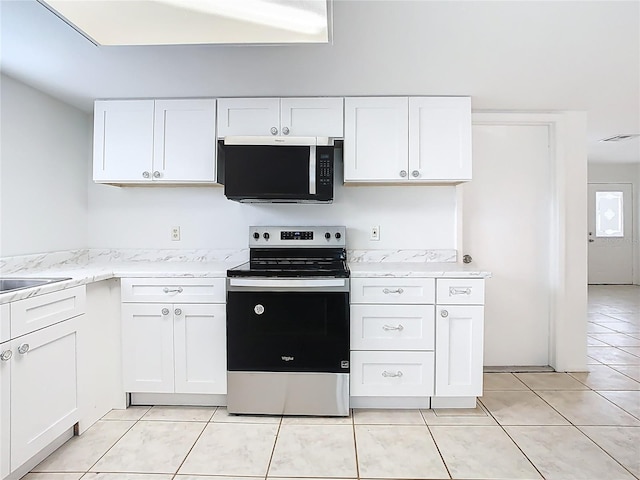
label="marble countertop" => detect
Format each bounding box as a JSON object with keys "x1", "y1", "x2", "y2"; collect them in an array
[{"x1": 348, "y1": 262, "x2": 491, "y2": 278}]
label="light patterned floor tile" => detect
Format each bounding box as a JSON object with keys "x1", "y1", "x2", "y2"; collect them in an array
[
  {"x1": 353, "y1": 408, "x2": 425, "y2": 425},
  {"x1": 101, "y1": 406, "x2": 151, "y2": 421},
  {"x1": 33, "y1": 420, "x2": 134, "y2": 472},
  {"x1": 480, "y1": 391, "x2": 569, "y2": 425},
  {"x1": 176, "y1": 477, "x2": 263, "y2": 480},
  {"x1": 505, "y1": 425, "x2": 636, "y2": 480},
  {"x1": 599, "y1": 321, "x2": 640, "y2": 334},
  {"x1": 483, "y1": 373, "x2": 529, "y2": 391},
  {"x1": 179, "y1": 422, "x2": 278, "y2": 476},
  {"x1": 578, "y1": 426, "x2": 640, "y2": 478},
  {"x1": 588, "y1": 346, "x2": 640, "y2": 365},
  {"x1": 22, "y1": 475, "x2": 84, "y2": 480},
  {"x1": 589, "y1": 333, "x2": 640, "y2": 347},
  {"x1": 619, "y1": 346, "x2": 640, "y2": 357},
  {"x1": 82, "y1": 475, "x2": 173, "y2": 480},
  {"x1": 141, "y1": 405, "x2": 216, "y2": 422},
  {"x1": 90, "y1": 421, "x2": 206, "y2": 474},
  {"x1": 430, "y1": 425, "x2": 541, "y2": 479},
  {"x1": 537, "y1": 390, "x2": 640, "y2": 426},
  {"x1": 587, "y1": 322, "x2": 617, "y2": 334},
  {"x1": 514, "y1": 372, "x2": 589, "y2": 391},
  {"x1": 421, "y1": 405, "x2": 498, "y2": 426},
  {"x1": 587, "y1": 336, "x2": 609, "y2": 346},
  {"x1": 597, "y1": 390, "x2": 640, "y2": 418},
  {"x1": 210, "y1": 407, "x2": 281, "y2": 423},
  {"x1": 281, "y1": 414, "x2": 352, "y2": 425},
  {"x1": 568, "y1": 364, "x2": 640, "y2": 390},
  {"x1": 355, "y1": 425, "x2": 448, "y2": 479},
  {"x1": 269, "y1": 425, "x2": 356, "y2": 477},
  {"x1": 612, "y1": 365, "x2": 640, "y2": 382}
]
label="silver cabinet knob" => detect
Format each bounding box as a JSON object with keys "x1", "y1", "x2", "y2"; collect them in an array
[
  {"x1": 412, "y1": 170, "x2": 420, "y2": 178},
  {"x1": 153, "y1": 171, "x2": 161, "y2": 178},
  {"x1": 0, "y1": 350, "x2": 12, "y2": 361},
  {"x1": 463, "y1": 254, "x2": 473, "y2": 264},
  {"x1": 282, "y1": 127, "x2": 290, "y2": 135},
  {"x1": 254, "y1": 304, "x2": 265, "y2": 315},
  {"x1": 441, "y1": 309, "x2": 449, "y2": 318},
  {"x1": 142, "y1": 171, "x2": 150, "y2": 179},
  {"x1": 270, "y1": 127, "x2": 278, "y2": 135},
  {"x1": 161, "y1": 308, "x2": 170, "y2": 316},
  {"x1": 174, "y1": 308, "x2": 182, "y2": 316},
  {"x1": 399, "y1": 170, "x2": 407, "y2": 178},
  {"x1": 17, "y1": 343, "x2": 30, "y2": 355}
]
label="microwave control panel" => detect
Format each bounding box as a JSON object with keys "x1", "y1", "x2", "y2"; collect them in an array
[{"x1": 318, "y1": 152, "x2": 333, "y2": 187}]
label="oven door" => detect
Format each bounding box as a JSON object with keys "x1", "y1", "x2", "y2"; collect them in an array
[{"x1": 226, "y1": 281, "x2": 349, "y2": 374}]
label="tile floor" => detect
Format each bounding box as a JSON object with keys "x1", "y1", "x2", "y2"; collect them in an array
[{"x1": 25, "y1": 285, "x2": 640, "y2": 480}]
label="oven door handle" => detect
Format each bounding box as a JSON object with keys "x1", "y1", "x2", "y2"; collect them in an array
[{"x1": 229, "y1": 278, "x2": 346, "y2": 288}]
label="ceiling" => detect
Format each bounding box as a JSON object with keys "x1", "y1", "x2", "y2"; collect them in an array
[{"x1": 1, "y1": 0, "x2": 639, "y2": 164}]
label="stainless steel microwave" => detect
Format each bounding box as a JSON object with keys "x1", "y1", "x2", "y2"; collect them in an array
[{"x1": 217, "y1": 136, "x2": 335, "y2": 203}]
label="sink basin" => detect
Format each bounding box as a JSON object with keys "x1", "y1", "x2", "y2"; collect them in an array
[{"x1": 0, "y1": 277, "x2": 72, "y2": 294}]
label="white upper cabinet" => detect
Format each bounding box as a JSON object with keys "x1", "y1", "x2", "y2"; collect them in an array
[
  {"x1": 217, "y1": 97, "x2": 343, "y2": 138},
  {"x1": 344, "y1": 96, "x2": 472, "y2": 183},
  {"x1": 93, "y1": 99, "x2": 216, "y2": 184},
  {"x1": 409, "y1": 97, "x2": 472, "y2": 182},
  {"x1": 344, "y1": 97, "x2": 409, "y2": 182}
]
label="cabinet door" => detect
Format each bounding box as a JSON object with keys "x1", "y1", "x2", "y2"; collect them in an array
[
  {"x1": 153, "y1": 99, "x2": 217, "y2": 183},
  {"x1": 351, "y1": 304, "x2": 435, "y2": 351},
  {"x1": 344, "y1": 97, "x2": 409, "y2": 182},
  {"x1": 280, "y1": 97, "x2": 344, "y2": 137},
  {"x1": 409, "y1": 97, "x2": 472, "y2": 181},
  {"x1": 10, "y1": 318, "x2": 79, "y2": 470},
  {"x1": 122, "y1": 304, "x2": 174, "y2": 393},
  {"x1": 93, "y1": 100, "x2": 155, "y2": 183},
  {"x1": 174, "y1": 304, "x2": 226, "y2": 394},
  {"x1": 435, "y1": 305, "x2": 484, "y2": 396},
  {"x1": 217, "y1": 98, "x2": 280, "y2": 137},
  {"x1": 0, "y1": 340, "x2": 9, "y2": 479}
]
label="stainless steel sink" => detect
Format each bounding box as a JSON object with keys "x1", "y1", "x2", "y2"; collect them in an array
[{"x1": 0, "y1": 277, "x2": 72, "y2": 294}]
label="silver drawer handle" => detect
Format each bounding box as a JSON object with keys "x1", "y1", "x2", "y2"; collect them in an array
[
  {"x1": 17, "y1": 343, "x2": 30, "y2": 355},
  {"x1": 382, "y1": 324, "x2": 404, "y2": 331},
  {"x1": 163, "y1": 287, "x2": 183, "y2": 294},
  {"x1": 0, "y1": 350, "x2": 12, "y2": 361},
  {"x1": 382, "y1": 370, "x2": 403, "y2": 378},
  {"x1": 449, "y1": 287, "x2": 471, "y2": 295},
  {"x1": 383, "y1": 288, "x2": 404, "y2": 295}
]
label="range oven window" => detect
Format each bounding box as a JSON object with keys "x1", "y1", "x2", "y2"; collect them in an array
[{"x1": 226, "y1": 290, "x2": 349, "y2": 373}]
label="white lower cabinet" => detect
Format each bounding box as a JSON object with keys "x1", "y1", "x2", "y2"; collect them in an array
[
  {"x1": 1, "y1": 288, "x2": 84, "y2": 480},
  {"x1": 435, "y1": 305, "x2": 484, "y2": 397},
  {"x1": 121, "y1": 278, "x2": 226, "y2": 396}
]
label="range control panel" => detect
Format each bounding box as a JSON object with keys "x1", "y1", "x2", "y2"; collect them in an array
[{"x1": 249, "y1": 226, "x2": 346, "y2": 247}]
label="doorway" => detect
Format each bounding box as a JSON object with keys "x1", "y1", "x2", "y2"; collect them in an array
[{"x1": 587, "y1": 183, "x2": 634, "y2": 285}]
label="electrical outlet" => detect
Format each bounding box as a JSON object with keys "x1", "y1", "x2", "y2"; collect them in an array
[
  {"x1": 171, "y1": 226, "x2": 181, "y2": 241},
  {"x1": 370, "y1": 225, "x2": 380, "y2": 241}
]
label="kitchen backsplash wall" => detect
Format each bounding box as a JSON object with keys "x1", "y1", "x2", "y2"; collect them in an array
[{"x1": 87, "y1": 178, "x2": 457, "y2": 251}]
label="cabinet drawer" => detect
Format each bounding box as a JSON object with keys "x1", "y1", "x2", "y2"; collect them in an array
[
  {"x1": 121, "y1": 278, "x2": 225, "y2": 303},
  {"x1": 350, "y1": 278, "x2": 435, "y2": 304},
  {"x1": 436, "y1": 279, "x2": 484, "y2": 305},
  {"x1": 350, "y1": 351, "x2": 434, "y2": 397},
  {"x1": 10, "y1": 286, "x2": 86, "y2": 338},
  {"x1": 351, "y1": 304, "x2": 434, "y2": 351},
  {"x1": 1, "y1": 303, "x2": 9, "y2": 343}
]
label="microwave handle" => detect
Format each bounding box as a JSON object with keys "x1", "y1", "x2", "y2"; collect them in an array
[{"x1": 309, "y1": 145, "x2": 316, "y2": 195}]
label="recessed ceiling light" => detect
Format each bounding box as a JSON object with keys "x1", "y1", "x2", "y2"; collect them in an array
[{"x1": 599, "y1": 134, "x2": 640, "y2": 142}]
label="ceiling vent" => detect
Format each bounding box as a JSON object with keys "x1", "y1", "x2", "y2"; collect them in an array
[{"x1": 599, "y1": 134, "x2": 640, "y2": 142}]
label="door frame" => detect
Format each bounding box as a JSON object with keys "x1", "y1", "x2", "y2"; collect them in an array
[{"x1": 458, "y1": 111, "x2": 588, "y2": 372}]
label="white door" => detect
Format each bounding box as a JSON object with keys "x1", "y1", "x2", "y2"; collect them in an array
[
  {"x1": 280, "y1": 97, "x2": 344, "y2": 137},
  {"x1": 153, "y1": 99, "x2": 216, "y2": 183},
  {"x1": 409, "y1": 97, "x2": 472, "y2": 181},
  {"x1": 11, "y1": 319, "x2": 79, "y2": 469},
  {"x1": 93, "y1": 100, "x2": 155, "y2": 183},
  {"x1": 0, "y1": 340, "x2": 10, "y2": 479},
  {"x1": 435, "y1": 305, "x2": 484, "y2": 396},
  {"x1": 122, "y1": 304, "x2": 174, "y2": 393},
  {"x1": 174, "y1": 303, "x2": 227, "y2": 394},
  {"x1": 587, "y1": 183, "x2": 634, "y2": 284},
  {"x1": 343, "y1": 97, "x2": 409, "y2": 182},
  {"x1": 216, "y1": 98, "x2": 280, "y2": 137},
  {"x1": 462, "y1": 124, "x2": 551, "y2": 366}
]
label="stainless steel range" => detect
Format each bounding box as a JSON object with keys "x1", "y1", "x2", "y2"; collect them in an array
[{"x1": 226, "y1": 226, "x2": 350, "y2": 416}]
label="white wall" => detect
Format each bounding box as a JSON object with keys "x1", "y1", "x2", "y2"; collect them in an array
[
  {"x1": 588, "y1": 162, "x2": 640, "y2": 285},
  {"x1": 0, "y1": 74, "x2": 90, "y2": 257},
  {"x1": 88, "y1": 177, "x2": 457, "y2": 250}
]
